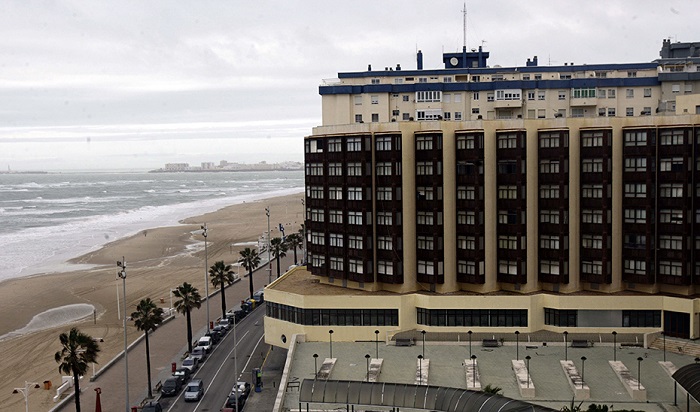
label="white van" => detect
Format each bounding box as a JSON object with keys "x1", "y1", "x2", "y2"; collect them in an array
[{"x1": 197, "y1": 336, "x2": 213, "y2": 353}]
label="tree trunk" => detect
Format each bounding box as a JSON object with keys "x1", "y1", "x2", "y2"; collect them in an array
[
  {"x1": 145, "y1": 331, "x2": 153, "y2": 399},
  {"x1": 276, "y1": 254, "x2": 281, "y2": 278},
  {"x1": 248, "y1": 269, "x2": 254, "y2": 299},
  {"x1": 221, "y1": 284, "x2": 227, "y2": 320},
  {"x1": 186, "y1": 310, "x2": 193, "y2": 353},
  {"x1": 73, "y1": 370, "x2": 81, "y2": 412},
  {"x1": 293, "y1": 247, "x2": 298, "y2": 265}
]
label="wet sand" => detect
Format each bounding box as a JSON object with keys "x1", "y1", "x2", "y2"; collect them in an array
[{"x1": 0, "y1": 192, "x2": 303, "y2": 411}]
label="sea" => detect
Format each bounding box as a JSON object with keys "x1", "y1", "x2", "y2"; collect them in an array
[{"x1": 0, "y1": 170, "x2": 304, "y2": 283}]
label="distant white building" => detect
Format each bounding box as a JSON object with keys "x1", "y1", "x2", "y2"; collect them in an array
[{"x1": 164, "y1": 163, "x2": 189, "y2": 171}]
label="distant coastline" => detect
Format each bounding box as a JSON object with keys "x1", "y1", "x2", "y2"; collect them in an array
[
  {"x1": 149, "y1": 160, "x2": 302, "y2": 173},
  {"x1": 0, "y1": 170, "x2": 48, "y2": 175}
]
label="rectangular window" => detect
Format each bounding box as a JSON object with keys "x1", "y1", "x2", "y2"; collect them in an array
[
  {"x1": 582, "y1": 209, "x2": 603, "y2": 224},
  {"x1": 329, "y1": 233, "x2": 343, "y2": 247},
  {"x1": 540, "y1": 210, "x2": 560, "y2": 224},
  {"x1": 608, "y1": 89, "x2": 616, "y2": 98},
  {"x1": 458, "y1": 211, "x2": 475, "y2": 225},
  {"x1": 582, "y1": 158, "x2": 603, "y2": 173},
  {"x1": 499, "y1": 235, "x2": 518, "y2": 250},
  {"x1": 537, "y1": 91, "x2": 545, "y2": 100},
  {"x1": 377, "y1": 212, "x2": 393, "y2": 225},
  {"x1": 540, "y1": 235, "x2": 560, "y2": 249},
  {"x1": 495, "y1": 89, "x2": 522, "y2": 101},
  {"x1": 659, "y1": 183, "x2": 683, "y2": 198},
  {"x1": 310, "y1": 209, "x2": 325, "y2": 222},
  {"x1": 346, "y1": 137, "x2": 362, "y2": 151},
  {"x1": 348, "y1": 259, "x2": 363, "y2": 274},
  {"x1": 498, "y1": 260, "x2": 518, "y2": 275},
  {"x1": 376, "y1": 187, "x2": 392, "y2": 201},
  {"x1": 347, "y1": 211, "x2": 363, "y2": 225},
  {"x1": 347, "y1": 162, "x2": 362, "y2": 176},
  {"x1": 377, "y1": 261, "x2": 393, "y2": 276},
  {"x1": 308, "y1": 186, "x2": 324, "y2": 199},
  {"x1": 626, "y1": 89, "x2": 634, "y2": 98},
  {"x1": 498, "y1": 210, "x2": 518, "y2": 224},
  {"x1": 659, "y1": 235, "x2": 683, "y2": 250},
  {"x1": 644, "y1": 88, "x2": 652, "y2": 97},
  {"x1": 626, "y1": 107, "x2": 634, "y2": 116},
  {"x1": 328, "y1": 163, "x2": 342, "y2": 176},
  {"x1": 660, "y1": 157, "x2": 684, "y2": 172},
  {"x1": 311, "y1": 232, "x2": 325, "y2": 245},
  {"x1": 416, "y1": 211, "x2": 434, "y2": 225},
  {"x1": 582, "y1": 234, "x2": 603, "y2": 249},
  {"x1": 328, "y1": 186, "x2": 342, "y2": 200},
  {"x1": 572, "y1": 88, "x2": 596, "y2": 98},
  {"x1": 306, "y1": 163, "x2": 323, "y2": 176},
  {"x1": 540, "y1": 184, "x2": 561, "y2": 199},
  {"x1": 416, "y1": 136, "x2": 433, "y2": 150},
  {"x1": 624, "y1": 209, "x2": 646, "y2": 224},
  {"x1": 376, "y1": 137, "x2": 392, "y2": 151},
  {"x1": 527, "y1": 91, "x2": 535, "y2": 100},
  {"x1": 624, "y1": 234, "x2": 646, "y2": 249},
  {"x1": 473, "y1": 92, "x2": 479, "y2": 100},
  {"x1": 329, "y1": 210, "x2": 343, "y2": 224},
  {"x1": 371, "y1": 113, "x2": 379, "y2": 122},
  {"x1": 540, "y1": 260, "x2": 560, "y2": 275},
  {"x1": 417, "y1": 260, "x2": 435, "y2": 276},
  {"x1": 624, "y1": 157, "x2": 647, "y2": 172},
  {"x1": 607, "y1": 108, "x2": 616, "y2": 116},
  {"x1": 660, "y1": 209, "x2": 683, "y2": 224},
  {"x1": 355, "y1": 114, "x2": 363, "y2": 123},
  {"x1": 659, "y1": 261, "x2": 683, "y2": 276},
  {"x1": 581, "y1": 132, "x2": 604, "y2": 147},
  {"x1": 416, "y1": 91, "x2": 442, "y2": 102},
  {"x1": 558, "y1": 90, "x2": 566, "y2": 100},
  {"x1": 348, "y1": 235, "x2": 363, "y2": 249},
  {"x1": 624, "y1": 259, "x2": 646, "y2": 275},
  {"x1": 455, "y1": 112, "x2": 462, "y2": 120},
  {"x1": 624, "y1": 131, "x2": 647, "y2": 146},
  {"x1": 497, "y1": 133, "x2": 518, "y2": 149},
  {"x1": 330, "y1": 256, "x2": 344, "y2": 271},
  {"x1": 624, "y1": 183, "x2": 647, "y2": 198},
  {"x1": 378, "y1": 236, "x2": 393, "y2": 250},
  {"x1": 328, "y1": 138, "x2": 342, "y2": 152},
  {"x1": 498, "y1": 185, "x2": 518, "y2": 199},
  {"x1": 660, "y1": 129, "x2": 684, "y2": 145},
  {"x1": 582, "y1": 184, "x2": 603, "y2": 198},
  {"x1": 371, "y1": 95, "x2": 379, "y2": 104}
]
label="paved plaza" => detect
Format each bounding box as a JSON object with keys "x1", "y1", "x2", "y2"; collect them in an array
[{"x1": 281, "y1": 338, "x2": 700, "y2": 412}]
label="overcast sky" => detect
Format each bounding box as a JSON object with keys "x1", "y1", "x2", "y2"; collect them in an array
[{"x1": 0, "y1": 0, "x2": 697, "y2": 171}]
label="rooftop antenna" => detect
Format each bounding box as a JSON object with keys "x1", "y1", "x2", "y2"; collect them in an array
[{"x1": 462, "y1": 2, "x2": 467, "y2": 50}]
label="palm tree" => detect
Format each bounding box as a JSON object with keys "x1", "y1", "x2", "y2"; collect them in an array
[
  {"x1": 131, "y1": 298, "x2": 164, "y2": 399},
  {"x1": 239, "y1": 247, "x2": 261, "y2": 299},
  {"x1": 285, "y1": 233, "x2": 303, "y2": 265},
  {"x1": 173, "y1": 282, "x2": 202, "y2": 353},
  {"x1": 54, "y1": 328, "x2": 100, "y2": 412},
  {"x1": 209, "y1": 260, "x2": 236, "y2": 319},
  {"x1": 270, "y1": 236, "x2": 289, "y2": 278}
]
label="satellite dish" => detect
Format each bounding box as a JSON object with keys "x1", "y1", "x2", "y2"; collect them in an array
[{"x1": 450, "y1": 57, "x2": 459, "y2": 66}]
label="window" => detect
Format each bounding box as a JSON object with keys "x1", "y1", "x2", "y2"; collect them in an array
[
  {"x1": 624, "y1": 234, "x2": 646, "y2": 249},
  {"x1": 624, "y1": 209, "x2": 646, "y2": 224},
  {"x1": 416, "y1": 211, "x2": 434, "y2": 225},
  {"x1": 624, "y1": 259, "x2": 646, "y2": 275},
  {"x1": 377, "y1": 212, "x2": 393, "y2": 225},
  {"x1": 457, "y1": 236, "x2": 476, "y2": 250},
  {"x1": 328, "y1": 163, "x2": 342, "y2": 176},
  {"x1": 371, "y1": 113, "x2": 379, "y2": 122},
  {"x1": 328, "y1": 138, "x2": 342, "y2": 152},
  {"x1": 376, "y1": 137, "x2": 392, "y2": 151},
  {"x1": 329, "y1": 210, "x2": 343, "y2": 224},
  {"x1": 534, "y1": 74, "x2": 542, "y2": 80},
  {"x1": 539, "y1": 134, "x2": 560, "y2": 148},
  {"x1": 545, "y1": 308, "x2": 578, "y2": 327},
  {"x1": 498, "y1": 210, "x2": 518, "y2": 224},
  {"x1": 624, "y1": 183, "x2": 647, "y2": 198},
  {"x1": 624, "y1": 131, "x2": 647, "y2": 146},
  {"x1": 498, "y1": 160, "x2": 518, "y2": 174},
  {"x1": 659, "y1": 183, "x2": 683, "y2": 198},
  {"x1": 417, "y1": 236, "x2": 434, "y2": 250},
  {"x1": 403, "y1": 113, "x2": 410, "y2": 120},
  {"x1": 472, "y1": 75, "x2": 480, "y2": 82},
  {"x1": 672, "y1": 84, "x2": 680, "y2": 93},
  {"x1": 644, "y1": 88, "x2": 652, "y2": 97},
  {"x1": 487, "y1": 92, "x2": 494, "y2": 102},
  {"x1": 376, "y1": 162, "x2": 392, "y2": 176},
  {"x1": 416, "y1": 91, "x2": 441, "y2": 102},
  {"x1": 495, "y1": 89, "x2": 522, "y2": 101},
  {"x1": 582, "y1": 209, "x2": 603, "y2": 224},
  {"x1": 540, "y1": 210, "x2": 560, "y2": 224},
  {"x1": 348, "y1": 259, "x2": 363, "y2": 274},
  {"x1": 416, "y1": 136, "x2": 433, "y2": 150},
  {"x1": 378, "y1": 236, "x2": 393, "y2": 250},
  {"x1": 598, "y1": 89, "x2": 606, "y2": 98},
  {"x1": 598, "y1": 108, "x2": 606, "y2": 117},
  {"x1": 582, "y1": 184, "x2": 602, "y2": 198},
  {"x1": 497, "y1": 133, "x2": 518, "y2": 149},
  {"x1": 581, "y1": 132, "x2": 604, "y2": 147},
  {"x1": 659, "y1": 235, "x2": 683, "y2": 250},
  {"x1": 660, "y1": 157, "x2": 684, "y2": 172},
  {"x1": 622, "y1": 310, "x2": 661, "y2": 328},
  {"x1": 328, "y1": 186, "x2": 342, "y2": 200},
  {"x1": 558, "y1": 90, "x2": 566, "y2": 100},
  {"x1": 540, "y1": 185, "x2": 560, "y2": 199},
  {"x1": 540, "y1": 235, "x2": 560, "y2": 249},
  {"x1": 310, "y1": 209, "x2": 325, "y2": 222},
  {"x1": 498, "y1": 185, "x2": 518, "y2": 199},
  {"x1": 330, "y1": 256, "x2": 344, "y2": 271},
  {"x1": 455, "y1": 112, "x2": 462, "y2": 120},
  {"x1": 458, "y1": 211, "x2": 475, "y2": 225},
  {"x1": 595, "y1": 71, "x2": 607, "y2": 78},
  {"x1": 376, "y1": 187, "x2": 392, "y2": 201},
  {"x1": 582, "y1": 234, "x2": 603, "y2": 249},
  {"x1": 572, "y1": 88, "x2": 596, "y2": 98},
  {"x1": 608, "y1": 89, "x2": 616, "y2": 98},
  {"x1": 498, "y1": 260, "x2": 518, "y2": 275},
  {"x1": 443, "y1": 94, "x2": 451, "y2": 103},
  {"x1": 416, "y1": 161, "x2": 434, "y2": 175},
  {"x1": 472, "y1": 108, "x2": 480, "y2": 114},
  {"x1": 527, "y1": 91, "x2": 535, "y2": 100},
  {"x1": 607, "y1": 108, "x2": 616, "y2": 116},
  {"x1": 582, "y1": 158, "x2": 603, "y2": 173},
  {"x1": 308, "y1": 186, "x2": 324, "y2": 199},
  {"x1": 311, "y1": 232, "x2": 325, "y2": 245},
  {"x1": 626, "y1": 107, "x2": 634, "y2": 117},
  {"x1": 660, "y1": 209, "x2": 683, "y2": 224},
  {"x1": 417, "y1": 260, "x2": 435, "y2": 276},
  {"x1": 660, "y1": 129, "x2": 684, "y2": 145},
  {"x1": 346, "y1": 137, "x2": 362, "y2": 151},
  {"x1": 571, "y1": 108, "x2": 584, "y2": 118},
  {"x1": 499, "y1": 235, "x2": 518, "y2": 250},
  {"x1": 348, "y1": 187, "x2": 362, "y2": 200},
  {"x1": 354, "y1": 95, "x2": 362, "y2": 105},
  {"x1": 377, "y1": 261, "x2": 393, "y2": 276},
  {"x1": 473, "y1": 92, "x2": 479, "y2": 100},
  {"x1": 537, "y1": 91, "x2": 545, "y2": 100},
  {"x1": 624, "y1": 157, "x2": 647, "y2": 172},
  {"x1": 347, "y1": 211, "x2": 363, "y2": 225},
  {"x1": 540, "y1": 261, "x2": 560, "y2": 275},
  {"x1": 371, "y1": 95, "x2": 379, "y2": 104},
  {"x1": 402, "y1": 95, "x2": 410, "y2": 102},
  {"x1": 355, "y1": 114, "x2": 363, "y2": 123},
  {"x1": 306, "y1": 163, "x2": 323, "y2": 176},
  {"x1": 626, "y1": 89, "x2": 634, "y2": 98},
  {"x1": 329, "y1": 233, "x2": 343, "y2": 247},
  {"x1": 347, "y1": 162, "x2": 362, "y2": 176},
  {"x1": 539, "y1": 160, "x2": 560, "y2": 174},
  {"x1": 659, "y1": 261, "x2": 683, "y2": 276},
  {"x1": 457, "y1": 186, "x2": 476, "y2": 200}
]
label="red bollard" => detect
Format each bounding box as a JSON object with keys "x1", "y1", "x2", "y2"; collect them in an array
[
  {"x1": 210, "y1": 321, "x2": 214, "y2": 330},
  {"x1": 171, "y1": 362, "x2": 176, "y2": 373}
]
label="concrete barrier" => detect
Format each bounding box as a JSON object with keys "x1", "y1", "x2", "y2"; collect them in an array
[
  {"x1": 368, "y1": 358, "x2": 383, "y2": 382},
  {"x1": 512, "y1": 360, "x2": 535, "y2": 398},
  {"x1": 464, "y1": 359, "x2": 481, "y2": 390},
  {"x1": 415, "y1": 358, "x2": 429, "y2": 385},
  {"x1": 609, "y1": 360, "x2": 646, "y2": 401},
  {"x1": 52, "y1": 376, "x2": 73, "y2": 403},
  {"x1": 560, "y1": 360, "x2": 590, "y2": 399}
]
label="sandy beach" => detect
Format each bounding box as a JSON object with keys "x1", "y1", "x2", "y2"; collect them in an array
[{"x1": 0, "y1": 192, "x2": 303, "y2": 411}]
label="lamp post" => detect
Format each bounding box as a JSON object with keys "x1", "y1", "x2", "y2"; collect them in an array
[
  {"x1": 329, "y1": 330, "x2": 334, "y2": 359},
  {"x1": 313, "y1": 354, "x2": 318, "y2": 378},
  {"x1": 233, "y1": 309, "x2": 239, "y2": 412},
  {"x1": 515, "y1": 331, "x2": 520, "y2": 361},
  {"x1": 563, "y1": 331, "x2": 569, "y2": 361},
  {"x1": 662, "y1": 330, "x2": 666, "y2": 362},
  {"x1": 471, "y1": 355, "x2": 477, "y2": 387},
  {"x1": 265, "y1": 207, "x2": 272, "y2": 284},
  {"x1": 525, "y1": 355, "x2": 531, "y2": 388},
  {"x1": 375, "y1": 330, "x2": 380, "y2": 359},
  {"x1": 117, "y1": 258, "x2": 130, "y2": 412},
  {"x1": 418, "y1": 355, "x2": 423, "y2": 385},
  {"x1": 637, "y1": 356, "x2": 643, "y2": 390},
  {"x1": 468, "y1": 330, "x2": 473, "y2": 358},
  {"x1": 612, "y1": 331, "x2": 617, "y2": 362},
  {"x1": 421, "y1": 330, "x2": 426, "y2": 358},
  {"x1": 580, "y1": 356, "x2": 587, "y2": 388},
  {"x1": 201, "y1": 224, "x2": 210, "y2": 333},
  {"x1": 365, "y1": 354, "x2": 371, "y2": 382},
  {"x1": 12, "y1": 381, "x2": 40, "y2": 412}
]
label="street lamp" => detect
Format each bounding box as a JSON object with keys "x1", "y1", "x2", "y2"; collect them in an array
[
  {"x1": 580, "y1": 356, "x2": 587, "y2": 388},
  {"x1": 233, "y1": 309, "x2": 239, "y2": 412},
  {"x1": 637, "y1": 356, "x2": 643, "y2": 390},
  {"x1": 525, "y1": 355, "x2": 531, "y2": 388},
  {"x1": 375, "y1": 330, "x2": 380, "y2": 359},
  {"x1": 365, "y1": 354, "x2": 371, "y2": 382},
  {"x1": 662, "y1": 330, "x2": 666, "y2": 362},
  {"x1": 201, "y1": 224, "x2": 210, "y2": 333},
  {"x1": 12, "y1": 381, "x2": 40, "y2": 412},
  {"x1": 468, "y1": 330, "x2": 473, "y2": 358},
  {"x1": 421, "y1": 330, "x2": 426, "y2": 358},
  {"x1": 563, "y1": 331, "x2": 569, "y2": 361},
  {"x1": 515, "y1": 331, "x2": 520, "y2": 361},
  {"x1": 265, "y1": 207, "x2": 272, "y2": 284},
  {"x1": 471, "y1": 355, "x2": 477, "y2": 387},
  {"x1": 329, "y1": 330, "x2": 334, "y2": 359},
  {"x1": 612, "y1": 331, "x2": 617, "y2": 362},
  {"x1": 418, "y1": 355, "x2": 423, "y2": 385},
  {"x1": 313, "y1": 354, "x2": 318, "y2": 378},
  {"x1": 117, "y1": 258, "x2": 130, "y2": 412}
]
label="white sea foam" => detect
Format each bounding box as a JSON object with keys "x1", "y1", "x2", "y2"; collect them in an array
[{"x1": 0, "y1": 303, "x2": 95, "y2": 341}]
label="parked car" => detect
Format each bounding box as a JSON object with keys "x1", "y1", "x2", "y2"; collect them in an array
[
  {"x1": 232, "y1": 381, "x2": 251, "y2": 400},
  {"x1": 218, "y1": 317, "x2": 231, "y2": 330},
  {"x1": 197, "y1": 336, "x2": 213, "y2": 353},
  {"x1": 205, "y1": 329, "x2": 221, "y2": 344},
  {"x1": 181, "y1": 356, "x2": 199, "y2": 373},
  {"x1": 184, "y1": 378, "x2": 204, "y2": 402},
  {"x1": 225, "y1": 391, "x2": 246, "y2": 409},
  {"x1": 213, "y1": 324, "x2": 227, "y2": 337},
  {"x1": 190, "y1": 346, "x2": 207, "y2": 362},
  {"x1": 161, "y1": 376, "x2": 183, "y2": 397},
  {"x1": 253, "y1": 289, "x2": 264, "y2": 303},
  {"x1": 142, "y1": 401, "x2": 163, "y2": 412},
  {"x1": 173, "y1": 367, "x2": 191, "y2": 382}
]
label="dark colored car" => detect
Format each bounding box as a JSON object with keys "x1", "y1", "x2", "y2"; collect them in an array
[
  {"x1": 225, "y1": 392, "x2": 246, "y2": 409},
  {"x1": 142, "y1": 401, "x2": 163, "y2": 412},
  {"x1": 233, "y1": 381, "x2": 251, "y2": 400},
  {"x1": 173, "y1": 367, "x2": 191, "y2": 382},
  {"x1": 160, "y1": 376, "x2": 183, "y2": 397},
  {"x1": 205, "y1": 330, "x2": 221, "y2": 344},
  {"x1": 213, "y1": 324, "x2": 227, "y2": 337}
]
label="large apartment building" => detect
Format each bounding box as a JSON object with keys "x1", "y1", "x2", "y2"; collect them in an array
[{"x1": 264, "y1": 39, "x2": 700, "y2": 348}]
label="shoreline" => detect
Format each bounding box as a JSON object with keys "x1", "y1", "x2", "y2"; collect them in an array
[{"x1": 0, "y1": 191, "x2": 303, "y2": 411}]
